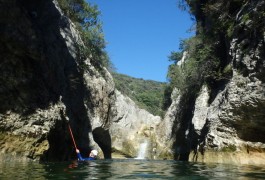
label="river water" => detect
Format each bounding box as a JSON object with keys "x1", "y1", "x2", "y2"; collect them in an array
[{"x1": 0, "y1": 159, "x2": 265, "y2": 179}]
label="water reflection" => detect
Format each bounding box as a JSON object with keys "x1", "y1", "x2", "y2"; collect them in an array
[
  {"x1": 0, "y1": 160, "x2": 265, "y2": 179},
  {"x1": 0, "y1": 161, "x2": 47, "y2": 180}
]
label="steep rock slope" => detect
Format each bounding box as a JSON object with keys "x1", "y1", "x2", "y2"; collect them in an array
[
  {"x1": 112, "y1": 73, "x2": 166, "y2": 117},
  {"x1": 111, "y1": 90, "x2": 161, "y2": 158},
  {"x1": 160, "y1": 0, "x2": 265, "y2": 164},
  {"x1": 0, "y1": 0, "x2": 162, "y2": 161},
  {"x1": 0, "y1": 0, "x2": 117, "y2": 161}
]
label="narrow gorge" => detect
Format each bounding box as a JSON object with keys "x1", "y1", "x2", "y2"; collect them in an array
[{"x1": 0, "y1": 0, "x2": 264, "y2": 165}]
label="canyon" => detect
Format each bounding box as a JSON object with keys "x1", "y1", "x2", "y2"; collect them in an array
[{"x1": 0, "y1": 0, "x2": 264, "y2": 165}]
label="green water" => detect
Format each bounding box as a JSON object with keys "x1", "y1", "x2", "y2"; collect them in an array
[{"x1": 0, "y1": 159, "x2": 264, "y2": 179}]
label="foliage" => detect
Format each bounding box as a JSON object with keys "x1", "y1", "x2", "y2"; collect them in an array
[
  {"x1": 162, "y1": 85, "x2": 173, "y2": 110},
  {"x1": 180, "y1": 0, "x2": 264, "y2": 40},
  {"x1": 112, "y1": 73, "x2": 167, "y2": 117},
  {"x1": 168, "y1": 51, "x2": 183, "y2": 64},
  {"x1": 57, "y1": 0, "x2": 113, "y2": 70},
  {"x1": 167, "y1": 35, "x2": 221, "y2": 92},
  {"x1": 165, "y1": 0, "x2": 264, "y2": 110},
  {"x1": 165, "y1": 0, "x2": 252, "y2": 106}
]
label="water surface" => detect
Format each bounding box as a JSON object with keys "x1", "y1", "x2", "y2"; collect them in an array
[{"x1": 0, "y1": 159, "x2": 265, "y2": 179}]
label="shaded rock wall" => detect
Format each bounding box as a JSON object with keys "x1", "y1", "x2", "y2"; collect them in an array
[
  {"x1": 0, "y1": 0, "x2": 115, "y2": 161},
  {"x1": 156, "y1": 88, "x2": 180, "y2": 159},
  {"x1": 0, "y1": 0, "x2": 163, "y2": 161},
  {"x1": 194, "y1": 0, "x2": 265, "y2": 164},
  {"x1": 161, "y1": 0, "x2": 265, "y2": 164}
]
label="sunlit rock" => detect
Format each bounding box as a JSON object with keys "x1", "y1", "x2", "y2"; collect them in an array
[{"x1": 110, "y1": 90, "x2": 161, "y2": 159}]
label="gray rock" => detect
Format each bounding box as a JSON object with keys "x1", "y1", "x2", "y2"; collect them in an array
[
  {"x1": 110, "y1": 90, "x2": 161, "y2": 158},
  {"x1": 161, "y1": 0, "x2": 265, "y2": 164},
  {"x1": 0, "y1": 0, "x2": 116, "y2": 161},
  {"x1": 0, "y1": 0, "x2": 162, "y2": 161}
]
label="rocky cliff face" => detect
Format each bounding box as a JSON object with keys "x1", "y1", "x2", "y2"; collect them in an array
[
  {"x1": 111, "y1": 90, "x2": 161, "y2": 158},
  {"x1": 3, "y1": 0, "x2": 263, "y2": 164},
  {"x1": 161, "y1": 0, "x2": 265, "y2": 164},
  {"x1": 0, "y1": 0, "x2": 162, "y2": 161},
  {"x1": 0, "y1": 0, "x2": 115, "y2": 161}
]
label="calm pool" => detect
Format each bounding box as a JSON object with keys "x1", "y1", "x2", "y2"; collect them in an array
[{"x1": 0, "y1": 159, "x2": 264, "y2": 179}]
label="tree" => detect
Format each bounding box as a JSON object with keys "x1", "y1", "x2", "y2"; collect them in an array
[
  {"x1": 57, "y1": 0, "x2": 113, "y2": 70},
  {"x1": 168, "y1": 51, "x2": 183, "y2": 64}
]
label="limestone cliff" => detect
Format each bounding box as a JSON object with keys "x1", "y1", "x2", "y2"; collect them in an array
[
  {"x1": 160, "y1": 0, "x2": 265, "y2": 164},
  {"x1": 0, "y1": 0, "x2": 116, "y2": 161},
  {"x1": 111, "y1": 90, "x2": 161, "y2": 158},
  {"x1": 0, "y1": 0, "x2": 161, "y2": 161}
]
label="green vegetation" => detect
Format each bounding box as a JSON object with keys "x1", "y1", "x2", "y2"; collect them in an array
[
  {"x1": 164, "y1": 0, "x2": 258, "y2": 106},
  {"x1": 57, "y1": 0, "x2": 166, "y2": 116},
  {"x1": 57, "y1": 0, "x2": 113, "y2": 71},
  {"x1": 112, "y1": 73, "x2": 167, "y2": 117},
  {"x1": 167, "y1": 34, "x2": 227, "y2": 89}
]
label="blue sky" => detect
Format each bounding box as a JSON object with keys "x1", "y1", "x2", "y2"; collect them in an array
[{"x1": 88, "y1": 0, "x2": 194, "y2": 82}]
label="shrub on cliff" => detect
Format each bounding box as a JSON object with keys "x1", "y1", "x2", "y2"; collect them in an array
[
  {"x1": 165, "y1": 0, "x2": 245, "y2": 104},
  {"x1": 57, "y1": 0, "x2": 112, "y2": 70}
]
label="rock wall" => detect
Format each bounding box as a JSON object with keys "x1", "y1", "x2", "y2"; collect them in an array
[
  {"x1": 110, "y1": 90, "x2": 161, "y2": 158},
  {"x1": 155, "y1": 88, "x2": 180, "y2": 159},
  {"x1": 0, "y1": 0, "x2": 162, "y2": 161},
  {"x1": 0, "y1": 0, "x2": 116, "y2": 161},
  {"x1": 161, "y1": 0, "x2": 265, "y2": 165},
  {"x1": 3, "y1": 0, "x2": 263, "y2": 164}
]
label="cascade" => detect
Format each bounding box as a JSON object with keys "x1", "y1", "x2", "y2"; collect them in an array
[{"x1": 135, "y1": 140, "x2": 148, "y2": 159}]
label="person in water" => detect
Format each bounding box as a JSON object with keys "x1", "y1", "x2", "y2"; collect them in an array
[{"x1": 76, "y1": 149, "x2": 98, "y2": 161}]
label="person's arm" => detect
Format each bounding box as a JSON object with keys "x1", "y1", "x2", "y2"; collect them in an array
[
  {"x1": 76, "y1": 149, "x2": 84, "y2": 161},
  {"x1": 85, "y1": 157, "x2": 96, "y2": 160}
]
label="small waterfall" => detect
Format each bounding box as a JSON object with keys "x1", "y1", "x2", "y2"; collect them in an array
[{"x1": 135, "y1": 141, "x2": 148, "y2": 159}]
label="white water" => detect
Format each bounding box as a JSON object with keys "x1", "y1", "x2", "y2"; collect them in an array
[{"x1": 135, "y1": 141, "x2": 148, "y2": 159}]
